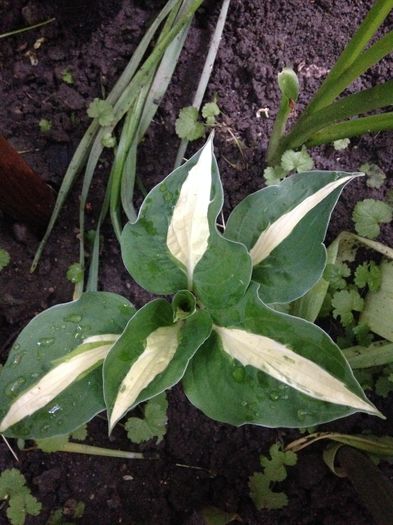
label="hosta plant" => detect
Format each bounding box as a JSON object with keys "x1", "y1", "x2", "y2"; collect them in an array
[{"x1": 0, "y1": 138, "x2": 382, "y2": 439}]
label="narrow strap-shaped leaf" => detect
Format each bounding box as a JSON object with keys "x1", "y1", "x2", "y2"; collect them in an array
[
  {"x1": 225, "y1": 171, "x2": 357, "y2": 304},
  {"x1": 104, "y1": 299, "x2": 212, "y2": 433},
  {"x1": 31, "y1": 0, "x2": 181, "y2": 270},
  {"x1": 0, "y1": 292, "x2": 135, "y2": 439},
  {"x1": 121, "y1": 138, "x2": 252, "y2": 308},
  {"x1": 307, "y1": 112, "x2": 393, "y2": 146},
  {"x1": 283, "y1": 80, "x2": 393, "y2": 152},
  {"x1": 184, "y1": 284, "x2": 380, "y2": 428},
  {"x1": 303, "y1": 0, "x2": 393, "y2": 116}
]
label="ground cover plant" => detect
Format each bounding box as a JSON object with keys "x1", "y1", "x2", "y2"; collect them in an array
[{"x1": 1, "y1": 0, "x2": 393, "y2": 523}]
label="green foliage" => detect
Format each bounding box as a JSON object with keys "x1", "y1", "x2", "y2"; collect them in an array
[
  {"x1": 101, "y1": 131, "x2": 116, "y2": 149},
  {"x1": 249, "y1": 443, "x2": 297, "y2": 510},
  {"x1": 331, "y1": 288, "x2": 364, "y2": 327},
  {"x1": 278, "y1": 68, "x2": 299, "y2": 101},
  {"x1": 176, "y1": 106, "x2": 205, "y2": 140},
  {"x1": 266, "y1": 4, "x2": 393, "y2": 166},
  {"x1": 0, "y1": 469, "x2": 41, "y2": 525},
  {"x1": 352, "y1": 199, "x2": 392, "y2": 239},
  {"x1": 333, "y1": 138, "x2": 350, "y2": 150},
  {"x1": 36, "y1": 425, "x2": 88, "y2": 452},
  {"x1": 200, "y1": 506, "x2": 238, "y2": 525},
  {"x1": 61, "y1": 70, "x2": 74, "y2": 85},
  {"x1": 280, "y1": 146, "x2": 314, "y2": 173},
  {"x1": 354, "y1": 261, "x2": 382, "y2": 292},
  {"x1": 323, "y1": 262, "x2": 351, "y2": 290},
  {"x1": 360, "y1": 163, "x2": 386, "y2": 189},
  {"x1": 353, "y1": 324, "x2": 374, "y2": 347},
  {"x1": 0, "y1": 140, "x2": 378, "y2": 439},
  {"x1": 39, "y1": 119, "x2": 52, "y2": 133},
  {"x1": 125, "y1": 392, "x2": 168, "y2": 444},
  {"x1": 0, "y1": 248, "x2": 10, "y2": 271},
  {"x1": 66, "y1": 263, "x2": 84, "y2": 284},
  {"x1": 201, "y1": 101, "x2": 221, "y2": 126},
  {"x1": 47, "y1": 500, "x2": 85, "y2": 524},
  {"x1": 175, "y1": 101, "x2": 221, "y2": 141},
  {"x1": 263, "y1": 165, "x2": 287, "y2": 186},
  {"x1": 87, "y1": 98, "x2": 115, "y2": 127}
]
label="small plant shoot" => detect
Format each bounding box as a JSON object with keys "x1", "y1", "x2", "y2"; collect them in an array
[{"x1": 0, "y1": 137, "x2": 382, "y2": 439}]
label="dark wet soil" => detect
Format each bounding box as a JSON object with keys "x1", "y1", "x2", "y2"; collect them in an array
[{"x1": 1, "y1": 0, "x2": 393, "y2": 523}]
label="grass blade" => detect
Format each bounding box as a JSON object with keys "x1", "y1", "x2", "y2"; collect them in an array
[
  {"x1": 174, "y1": 0, "x2": 231, "y2": 168},
  {"x1": 307, "y1": 111, "x2": 393, "y2": 146},
  {"x1": 31, "y1": 0, "x2": 180, "y2": 271},
  {"x1": 0, "y1": 17, "x2": 55, "y2": 39},
  {"x1": 121, "y1": 142, "x2": 138, "y2": 222},
  {"x1": 283, "y1": 80, "x2": 393, "y2": 151},
  {"x1": 305, "y1": 0, "x2": 393, "y2": 114}
]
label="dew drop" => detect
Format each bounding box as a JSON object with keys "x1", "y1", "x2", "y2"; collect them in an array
[
  {"x1": 5, "y1": 377, "x2": 26, "y2": 397},
  {"x1": 232, "y1": 366, "x2": 245, "y2": 383},
  {"x1": 37, "y1": 337, "x2": 55, "y2": 347},
  {"x1": 269, "y1": 390, "x2": 280, "y2": 401},
  {"x1": 64, "y1": 314, "x2": 82, "y2": 324},
  {"x1": 240, "y1": 400, "x2": 248, "y2": 407},
  {"x1": 119, "y1": 303, "x2": 133, "y2": 316},
  {"x1": 48, "y1": 404, "x2": 61, "y2": 415},
  {"x1": 297, "y1": 409, "x2": 308, "y2": 421},
  {"x1": 11, "y1": 352, "x2": 25, "y2": 367}
]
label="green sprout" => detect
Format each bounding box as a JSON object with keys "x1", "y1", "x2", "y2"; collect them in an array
[
  {"x1": 39, "y1": 119, "x2": 52, "y2": 133},
  {"x1": 0, "y1": 469, "x2": 41, "y2": 525}
]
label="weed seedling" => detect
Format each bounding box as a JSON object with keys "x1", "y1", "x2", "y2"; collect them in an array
[
  {"x1": 0, "y1": 469, "x2": 41, "y2": 525},
  {"x1": 249, "y1": 443, "x2": 297, "y2": 510},
  {"x1": 0, "y1": 248, "x2": 10, "y2": 271}
]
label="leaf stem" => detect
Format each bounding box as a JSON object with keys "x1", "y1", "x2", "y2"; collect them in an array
[
  {"x1": 0, "y1": 17, "x2": 55, "y2": 39},
  {"x1": 60, "y1": 442, "x2": 156, "y2": 460}
]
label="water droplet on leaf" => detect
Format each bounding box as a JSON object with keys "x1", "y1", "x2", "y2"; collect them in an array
[
  {"x1": 5, "y1": 377, "x2": 26, "y2": 397},
  {"x1": 232, "y1": 366, "x2": 245, "y2": 383},
  {"x1": 64, "y1": 314, "x2": 82, "y2": 323},
  {"x1": 37, "y1": 337, "x2": 55, "y2": 347}
]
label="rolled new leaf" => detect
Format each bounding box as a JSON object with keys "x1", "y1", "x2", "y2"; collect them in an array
[
  {"x1": 225, "y1": 171, "x2": 358, "y2": 304},
  {"x1": 104, "y1": 298, "x2": 212, "y2": 433},
  {"x1": 0, "y1": 292, "x2": 135, "y2": 438},
  {"x1": 121, "y1": 137, "x2": 252, "y2": 309},
  {"x1": 184, "y1": 283, "x2": 380, "y2": 428}
]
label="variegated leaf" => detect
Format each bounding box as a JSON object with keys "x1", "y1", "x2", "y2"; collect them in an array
[
  {"x1": 215, "y1": 326, "x2": 377, "y2": 414},
  {"x1": 121, "y1": 138, "x2": 251, "y2": 309},
  {"x1": 225, "y1": 171, "x2": 359, "y2": 304},
  {"x1": 104, "y1": 299, "x2": 212, "y2": 432},
  {"x1": 0, "y1": 292, "x2": 135, "y2": 438},
  {"x1": 0, "y1": 334, "x2": 118, "y2": 433},
  {"x1": 166, "y1": 136, "x2": 213, "y2": 288},
  {"x1": 184, "y1": 283, "x2": 380, "y2": 427}
]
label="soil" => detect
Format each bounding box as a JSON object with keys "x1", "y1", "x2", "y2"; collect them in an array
[{"x1": 1, "y1": 0, "x2": 393, "y2": 524}]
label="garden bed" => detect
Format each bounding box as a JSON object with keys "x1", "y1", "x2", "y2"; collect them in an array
[{"x1": 1, "y1": 0, "x2": 393, "y2": 523}]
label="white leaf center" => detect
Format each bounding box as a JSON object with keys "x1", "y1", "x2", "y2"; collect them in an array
[
  {"x1": 109, "y1": 323, "x2": 181, "y2": 432},
  {"x1": 215, "y1": 325, "x2": 380, "y2": 415},
  {"x1": 0, "y1": 334, "x2": 119, "y2": 433},
  {"x1": 250, "y1": 176, "x2": 353, "y2": 265},
  {"x1": 166, "y1": 138, "x2": 213, "y2": 287}
]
